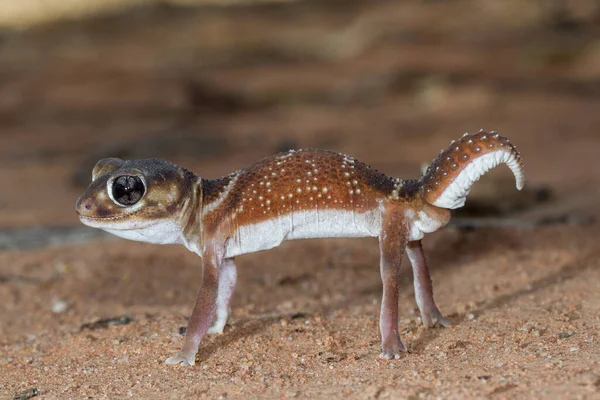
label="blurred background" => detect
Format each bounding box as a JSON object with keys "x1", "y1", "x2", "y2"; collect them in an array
[
  {"x1": 2, "y1": 2, "x2": 600, "y2": 397},
  {"x1": 0, "y1": 0, "x2": 599, "y2": 227}
]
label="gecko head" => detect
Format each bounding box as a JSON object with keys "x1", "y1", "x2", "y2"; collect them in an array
[{"x1": 76, "y1": 157, "x2": 198, "y2": 244}]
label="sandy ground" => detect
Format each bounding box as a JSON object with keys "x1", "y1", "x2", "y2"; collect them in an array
[{"x1": 1, "y1": 1, "x2": 600, "y2": 398}]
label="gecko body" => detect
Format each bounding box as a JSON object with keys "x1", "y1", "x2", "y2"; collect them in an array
[{"x1": 76, "y1": 130, "x2": 524, "y2": 366}]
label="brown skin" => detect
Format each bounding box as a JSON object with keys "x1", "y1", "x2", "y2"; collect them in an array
[
  {"x1": 173, "y1": 239, "x2": 223, "y2": 365},
  {"x1": 196, "y1": 149, "x2": 420, "y2": 235},
  {"x1": 76, "y1": 131, "x2": 524, "y2": 366},
  {"x1": 422, "y1": 131, "x2": 524, "y2": 205},
  {"x1": 77, "y1": 158, "x2": 197, "y2": 227},
  {"x1": 406, "y1": 240, "x2": 450, "y2": 328},
  {"x1": 378, "y1": 204, "x2": 408, "y2": 358}
]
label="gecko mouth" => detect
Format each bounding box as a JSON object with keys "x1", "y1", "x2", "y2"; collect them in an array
[
  {"x1": 78, "y1": 214, "x2": 130, "y2": 222},
  {"x1": 76, "y1": 205, "x2": 144, "y2": 222},
  {"x1": 77, "y1": 211, "x2": 142, "y2": 229},
  {"x1": 78, "y1": 210, "x2": 167, "y2": 232}
]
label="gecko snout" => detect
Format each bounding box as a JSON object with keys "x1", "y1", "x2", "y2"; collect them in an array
[{"x1": 75, "y1": 197, "x2": 94, "y2": 216}]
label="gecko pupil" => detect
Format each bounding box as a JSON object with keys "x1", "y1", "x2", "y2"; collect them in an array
[{"x1": 113, "y1": 175, "x2": 145, "y2": 206}]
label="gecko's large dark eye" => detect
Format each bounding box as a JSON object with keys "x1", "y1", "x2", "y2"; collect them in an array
[{"x1": 112, "y1": 175, "x2": 146, "y2": 206}]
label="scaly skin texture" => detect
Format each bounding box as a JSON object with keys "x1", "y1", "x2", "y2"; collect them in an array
[
  {"x1": 76, "y1": 130, "x2": 525, "y2": 366},
  {"x1": 422, "y1": 131, "x2": 524, "y2": 209}
]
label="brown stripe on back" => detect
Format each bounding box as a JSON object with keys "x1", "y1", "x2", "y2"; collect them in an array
[{"x1": 201, "y1": 149, "x2": 420, "y2": 232}]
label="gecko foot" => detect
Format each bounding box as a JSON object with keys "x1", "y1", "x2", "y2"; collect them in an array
[
  {"x1": 207, "y1": 321, "x2": 226, "y2": 335},
  {"x1": 379, "y1": 335, "x2": 407, "y2": 360},
  {"x1": 207, "y1": 306, "x2": 231, "y2": 335},
  {"x1": 420, "y1": 308, "x2": 451, "y2": 328},
  {"x1": 165, "y1": 351, "x2": 196, "y2": 366}
]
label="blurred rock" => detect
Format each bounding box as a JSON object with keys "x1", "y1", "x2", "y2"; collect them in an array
[{"x1": 0, "y1": 0, "x2": 302, "y2": 30}]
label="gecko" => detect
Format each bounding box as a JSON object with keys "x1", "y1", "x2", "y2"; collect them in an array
[{"x1": 76, "y1": 130, "x2": 524, "y2": 366}]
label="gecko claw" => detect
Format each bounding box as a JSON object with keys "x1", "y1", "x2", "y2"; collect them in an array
[
  {"x1": 165, "y1": 351, "x2": 196, "y2": 366},
  {"x1": 420, "y1": 309, "x2": 452, "y2": 328},
  {"x1": 378, "y1": 352, "x2": 402, "y2": 360},
  {"x1": 379, "y1": 335, "x2": 407, "y2": 360}
]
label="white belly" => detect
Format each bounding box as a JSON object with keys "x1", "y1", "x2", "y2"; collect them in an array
[
  {"x1": 101, "y1": 220, "x2": 183, "y2": 245},
  {"x1": 224, "y1": 209, "x2": 382, "y2": 258}
]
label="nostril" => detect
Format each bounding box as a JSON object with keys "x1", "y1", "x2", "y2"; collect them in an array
[{"x1": 76, "y1": 198, "x2": 93, "y2": 213}]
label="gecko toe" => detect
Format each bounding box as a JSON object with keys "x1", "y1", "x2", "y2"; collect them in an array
[
  {"x1": 207, "y1": 325, "x2": 225, "y2": 335},
  {"x1": 435, "y1": 316, "x2": 452, "y2": 327},
  {"x1": 421, "y1": 308, "x2": 451, "y2": 328},
  {"x1": 378, "y1": 351, "x2": 404, "y2": 360},
  {"x1": 165, "y1": 351, "x2": 196, "y2": 366},
  {"x1": 379, "y1": 335, "x2": 407, "y2": 360}
]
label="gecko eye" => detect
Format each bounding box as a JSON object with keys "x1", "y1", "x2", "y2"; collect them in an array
[{"x1": 112, "y1": 175, "x2": 146, "y2": 206}]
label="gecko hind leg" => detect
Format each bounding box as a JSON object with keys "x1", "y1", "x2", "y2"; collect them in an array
[
  {"x1": 406, "y1": 240, "x2": 451, "y2": 328},
  {"x1": 208, "y1": 258, "x2": 237, "y2": 335},
  {"x1": 378, "y1": 207, "x2": 408, "y2": 359}
]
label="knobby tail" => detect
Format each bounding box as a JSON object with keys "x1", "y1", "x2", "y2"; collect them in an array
[{"x1": 420, "y1": 130, "x2": 525, "y2": 209}]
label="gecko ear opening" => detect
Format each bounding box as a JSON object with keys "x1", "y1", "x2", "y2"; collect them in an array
[{"x1": 92, "y1": 158, "x2": 125, "y2": 181}]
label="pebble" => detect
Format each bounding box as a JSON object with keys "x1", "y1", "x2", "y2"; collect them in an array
[
  {"x1": 52, "y1": 299, "x2": 69, "y2": 314},
  {"x1": 558, "y1": 331, "x2": 574, "y2": 339}
]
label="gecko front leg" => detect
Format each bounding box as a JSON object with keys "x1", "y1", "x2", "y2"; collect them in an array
[
  {"x1": 406, "y1": 240, "x2": 451, "y2": 328},
  {"x1": 166, "y1": 242, "x2": 224, "y2": 366},
  {"x1": 207, "y1": 258, "x2": 237, "y2": 335},
  {"x1": 378, "y1": 206, "x2": 408, "y2": 359}
]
